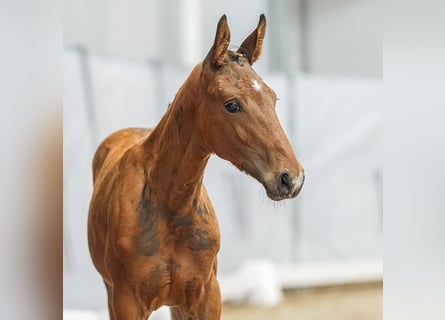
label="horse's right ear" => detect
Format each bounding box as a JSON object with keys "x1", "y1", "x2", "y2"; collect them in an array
[
  {"x1": 203, "y1": 15, "x2": 231, "y2": 69},
  {"x1": 237, "y1": 14, "x2": 266, "y2": 64}
]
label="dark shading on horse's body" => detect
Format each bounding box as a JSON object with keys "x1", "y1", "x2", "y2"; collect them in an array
[{"x1": 88, "y1": 15, "x2": 304, "y2": 320}]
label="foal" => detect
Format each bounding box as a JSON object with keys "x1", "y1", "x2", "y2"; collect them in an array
[{"x1": 88, "y1": 14, "x2": 304, "y2": 320}]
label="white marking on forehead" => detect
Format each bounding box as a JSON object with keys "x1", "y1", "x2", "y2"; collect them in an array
[{"x1": 252, "y1": 79, "x2": 262, "y2": 92}]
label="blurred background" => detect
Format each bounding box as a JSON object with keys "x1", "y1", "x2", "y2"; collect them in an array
[{"x1": 63, "y1": 0, "x2": 382, "y2": 319}]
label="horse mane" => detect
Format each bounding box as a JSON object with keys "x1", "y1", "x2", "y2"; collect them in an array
[{"x1": 227, "y1": 50, "x2": 246, "y2": 65}]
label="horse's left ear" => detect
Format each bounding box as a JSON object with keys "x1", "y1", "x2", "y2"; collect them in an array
[
  {"x1": 237, "y1": 14, "x2": 266, "y2": 64},
  {"x1": 204, "y1": 15, "x2": 231, "y2": 69}
]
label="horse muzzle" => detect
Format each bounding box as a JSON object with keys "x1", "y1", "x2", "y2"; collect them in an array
[{"x1": 265, "y1": 169, "x2": 305, "y2": 201}]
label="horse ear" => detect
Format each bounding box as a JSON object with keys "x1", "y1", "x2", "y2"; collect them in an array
[
  {"x1": 204, "y1": 15, "x2": 231, "y2": 68},
  {"x1": 237, "y1": 14, "x2": 266, "y2": 64}
]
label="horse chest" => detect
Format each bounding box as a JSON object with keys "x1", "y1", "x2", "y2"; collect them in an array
[
  {"x1": 136, "y1": 197, "x2": 220, "y2": 256},
  {"x1": 167, "y1": 211, "x2": 220, "y2": 261},
  {"x1": 138, "y1": 212, "x2": 220, "y2": 307}
]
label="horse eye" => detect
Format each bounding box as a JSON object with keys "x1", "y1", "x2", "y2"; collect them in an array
[{"x1": 224, "y1": 99, "x2": 242, "y2": 113}]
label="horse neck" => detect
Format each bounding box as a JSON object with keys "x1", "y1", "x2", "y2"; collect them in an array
[{"x1": 143, "y1": 65, "x2": 210, "y2": 212}]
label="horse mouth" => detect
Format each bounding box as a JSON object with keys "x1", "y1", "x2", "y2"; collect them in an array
[
  {"x1": 262, "y1": 172, "x2": 305, "y2": 201},
  {"x1": 264, "y1": 185, "x2": 302, "y2": 201},
  {"x1": 265, "y1": 188, "x2": 287, "y2": 201},
  {"x1": 239, "y1": 162, "x2": 304, "y2": 201}
]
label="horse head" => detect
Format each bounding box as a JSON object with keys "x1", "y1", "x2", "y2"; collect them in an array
[{"x1": 198, "y1": 15, "x2": 305, "y2": 200}]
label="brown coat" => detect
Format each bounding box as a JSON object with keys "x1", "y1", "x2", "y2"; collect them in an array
[{"x1": 88, "y1": 15, "x2": 304, "y2": 320}]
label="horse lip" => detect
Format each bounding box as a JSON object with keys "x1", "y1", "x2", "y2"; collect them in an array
[
  {"x1": 265, "y1": 188, "x2": 286, "y2": 201},
  {"x1": 240, "y1": 163, "x2": 301, "y2": 201},
  {"x1": 263, "y1": 180, "x2": 303, "y2": 201},
  {"x1": 263, "y1": 183, "x2": 287, "y2": 201},
  {"x1": 245, "y1": 169, "x2": 284, "y2": 201}
]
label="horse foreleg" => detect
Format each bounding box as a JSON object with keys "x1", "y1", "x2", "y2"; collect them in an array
[
  {"x1": 111, "y1": 284, "x2": 150, "y2": 320},
  {"x1": 199, "y1": 274, "x2": 222, "y2": 320},
  {"x1": 170, "y1": 274, "x2": 222, "y2": 320}
]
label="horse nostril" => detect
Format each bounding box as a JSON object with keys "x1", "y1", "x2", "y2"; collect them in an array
[{"x1": 278, "y1": 171, "x2": 293, "y2": 194}]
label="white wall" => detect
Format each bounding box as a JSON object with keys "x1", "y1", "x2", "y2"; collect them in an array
[
  {"x1": 64, "y1": 0, "x2": 381, "y2": 77},
  {"x1": 64, "y1": 0, "x2": 160, "y2": 61},
  {"x1": 307, "y1": 0, "x2": 382, "y2": 77}
]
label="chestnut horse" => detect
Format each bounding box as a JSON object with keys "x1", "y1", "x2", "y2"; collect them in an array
[{"x1": 88, "y1": 14, "x2": 304, "y2": 320}]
